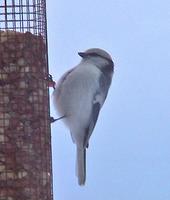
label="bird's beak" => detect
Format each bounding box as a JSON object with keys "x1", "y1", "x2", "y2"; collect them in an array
[{"x1": 78, "y1": 52, "x2": 86, "y2": 58}]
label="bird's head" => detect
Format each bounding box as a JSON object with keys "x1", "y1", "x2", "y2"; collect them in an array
[{"x1": 78, "y1": 48, "x2": 114, "y2": 70}]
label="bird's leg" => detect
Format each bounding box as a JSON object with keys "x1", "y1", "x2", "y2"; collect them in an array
[{"x1": 50, "y1": 116, "x2": 65, "y2": 123}]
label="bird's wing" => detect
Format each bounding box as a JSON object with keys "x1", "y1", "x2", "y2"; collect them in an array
[
  {"x1": 83, "y1": 71, "x2": 112, "y2": 148},
  {"x1": 83, "y1": 101, "x2": 101, "y2": 148},
  {"x1": 99, "y1": 70, "x2": 113, "y2": 103}
]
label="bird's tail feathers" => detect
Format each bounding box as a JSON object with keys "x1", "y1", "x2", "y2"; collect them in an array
[{"x1": 76, "y1": 147, "x2": 86, "y2": 186}]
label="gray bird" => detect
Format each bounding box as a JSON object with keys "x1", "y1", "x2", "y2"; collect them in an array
[{"x1": 53, "y1": 48, "x2": 114, "y2": 185}]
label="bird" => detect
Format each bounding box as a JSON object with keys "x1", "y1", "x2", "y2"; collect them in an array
[{"x1": 53, "y1": 48, "x2": 114, "y2": 185}]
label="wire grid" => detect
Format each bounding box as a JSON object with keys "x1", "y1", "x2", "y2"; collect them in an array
[
  {"x1": 0, "y1": 1, "x2": 53, "y2": 200},
  {"x1": 0, "y1": 0, "x2": 47, "y2": 37}
]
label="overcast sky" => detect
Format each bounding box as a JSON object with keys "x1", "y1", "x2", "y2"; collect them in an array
[{"x1": 47, "y1": 1, "x2": 170, "y2": 199}]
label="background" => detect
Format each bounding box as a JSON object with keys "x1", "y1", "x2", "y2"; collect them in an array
[{"x1": 47, "y1": 0, "x2": 170, "y2": 199}]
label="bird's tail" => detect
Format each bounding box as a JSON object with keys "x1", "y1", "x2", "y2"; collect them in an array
[{"x1": 76, "y1": 147, "x2": 86, "y2": 185}]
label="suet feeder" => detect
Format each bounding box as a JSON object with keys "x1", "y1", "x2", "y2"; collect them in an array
[{"x1": 0, "y1": 1, "x2": 53, "y2": 200}]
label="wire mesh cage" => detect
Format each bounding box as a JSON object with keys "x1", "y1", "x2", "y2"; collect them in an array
[
  {"x1": 0, "y1": 0, "x2": 47, "y2": 36},
  {"x1": 0, "y1": 1, "x2": 53, "y2": 200}
]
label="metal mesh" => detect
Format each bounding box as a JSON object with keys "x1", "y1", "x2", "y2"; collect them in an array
[
  {"x1": 0, "y1": 0, "x2": 47, "y2": 37},
  {"x1": 0, "y1": 1, "x2": 53, "y2": 200}
]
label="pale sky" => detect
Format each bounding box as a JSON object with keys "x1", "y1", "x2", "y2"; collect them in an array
[{"x1": 47, "y1": 1, "x2": 170, "y2": 199}]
